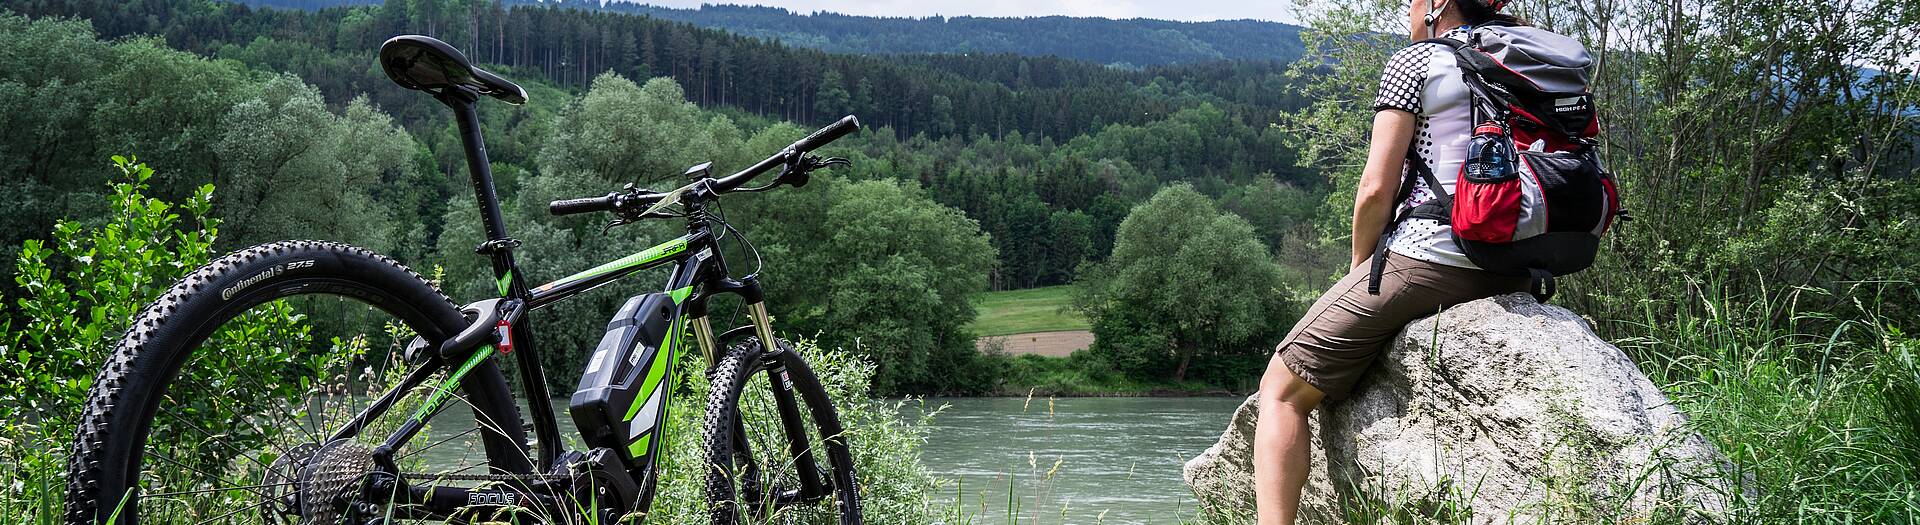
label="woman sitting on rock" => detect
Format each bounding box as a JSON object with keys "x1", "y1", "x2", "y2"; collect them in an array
[{"x1": 1251, "y1": 0, "x2": 1546, "y2": 523}]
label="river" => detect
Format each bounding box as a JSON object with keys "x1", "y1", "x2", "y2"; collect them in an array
[
  {"x1": 907, "y1": 396, "x2": 1241, "y2": 524},
  {"x1": 414, "y1": 396, "x2": 1241, "y2": 524}
]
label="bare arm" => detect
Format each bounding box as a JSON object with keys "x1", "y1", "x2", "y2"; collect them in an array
[{"x1": 1350, "y1": 109, "x2": 1418, "y2": 270}]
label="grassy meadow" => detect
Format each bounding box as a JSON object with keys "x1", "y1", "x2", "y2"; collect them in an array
[{"x1": 968, "y1": 286, "x2": 1090, "y2": 337}]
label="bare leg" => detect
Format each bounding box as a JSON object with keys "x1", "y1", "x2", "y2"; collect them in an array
[{"x1": 1254, "y1": 351, "x2": 1325, "y2": 525}]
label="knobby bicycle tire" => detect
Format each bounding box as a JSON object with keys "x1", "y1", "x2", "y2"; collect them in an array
[
  {"x1": 64, "y1": 240, "x2": 531, "y2": 524},
  {"x1": 702, "y1": 337, "x2": 862, "y2": 525}
]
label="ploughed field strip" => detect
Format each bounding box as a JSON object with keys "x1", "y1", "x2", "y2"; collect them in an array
[{"x1": 975, "y1": 330, "x2": 1095, "y2": 357}]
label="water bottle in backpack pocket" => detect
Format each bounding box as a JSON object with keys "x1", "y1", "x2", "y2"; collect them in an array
[{"x1": 1452, "y1": 121, "x2": 1533, "y2": 243}]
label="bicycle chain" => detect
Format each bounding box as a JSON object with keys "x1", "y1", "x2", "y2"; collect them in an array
[
  {"x1": 293, "y1": 440, "x2": 572, "y2": 525},
  {"x1": 393, "y1": 471, "x2": 571, "y2": 482}
]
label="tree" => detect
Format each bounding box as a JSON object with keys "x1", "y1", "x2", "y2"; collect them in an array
[
  {"x1": 1044, "y1": 210, "x2": 1095, "y2": 285},
  {"x1": 0, "y1": 14, "x2": 251, "y2": 275},
  {"x1": 747, "y1": 176, "x2": 997, "y2": 394},
  {"x1": 2, "y1": 157, "x2": 306, "y2": 423},
  {"x1": 1075, "y1": 184, "x2": 1294, "y2": 382},
  {"x1": 1216, "y1": 177, "x2": 1339, "y2": 289},
  {"x1": 928, "y1": 94, "x2": 956, "y2": 136},
  {"x1": 214, "y1": 76, "x2": 409, "y2": 254},
  {"x1": 814, "y1": 69, "x2": 852, "y2": 119}
]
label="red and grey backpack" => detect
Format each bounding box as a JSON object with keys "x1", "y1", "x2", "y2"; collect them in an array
[{"x1": 1368, "y1": 21, "x2": 1626, "y2": 301}]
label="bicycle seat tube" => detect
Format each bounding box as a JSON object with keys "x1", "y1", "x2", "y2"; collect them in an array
[{"x1": 438, "y1": 84, "x2": 565, "y2": 470}]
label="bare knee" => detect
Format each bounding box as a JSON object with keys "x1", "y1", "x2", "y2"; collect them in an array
[{"x1": 1259, "y1": 352, "x2": 1324, "y2": 417}]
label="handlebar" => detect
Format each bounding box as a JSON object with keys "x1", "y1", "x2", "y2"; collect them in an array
[
  {"x1": 548, "y1": 115, "x2": 861, "y2": 218},
  {"x1": 791, "y1": 115, "x2": 862, "y2": 154},
  {"x1": 546, "y1": 193, "x2": 617, "y2": 216}
]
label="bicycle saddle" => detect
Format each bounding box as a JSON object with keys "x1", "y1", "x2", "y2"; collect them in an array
[{"x1": 379, "y1": 35, "x2": 527, "y2": 105}]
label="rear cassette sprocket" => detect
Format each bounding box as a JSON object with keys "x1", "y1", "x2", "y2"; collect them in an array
[{"x1": 299, "y1": 440, "x2": 376, "y2": 525}]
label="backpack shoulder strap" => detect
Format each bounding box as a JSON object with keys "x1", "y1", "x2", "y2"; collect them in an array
[
  {"x1": 1414, "y1": 37, "x2": 1467, "y2": 49},
  {"x1": 1366, "y1": 149, "x2": 1453, "y2": 295}
]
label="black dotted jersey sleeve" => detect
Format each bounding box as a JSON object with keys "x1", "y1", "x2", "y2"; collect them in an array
[{"x1": 1372, "y1": 44, "x2": 1433, "y2": 113}]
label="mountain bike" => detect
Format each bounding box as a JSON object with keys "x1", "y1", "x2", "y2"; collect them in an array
[{"x1": 65, "y1": 34, "x2": 863, "y2": 525}]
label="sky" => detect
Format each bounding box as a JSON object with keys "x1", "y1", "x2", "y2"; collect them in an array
[{"x1": 618, "y1": 0, "x2": 1305, "y2": 24}]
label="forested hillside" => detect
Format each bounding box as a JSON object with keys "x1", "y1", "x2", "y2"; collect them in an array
[
  {"x1": 506, "y1": 3, "x2": 1307, "y2": 69},
  {"x1": 0, "y1": 0, "x2": 1326, "y2": 397},
  {"x1": 21, "y1": 0, "x2": 1305, "y2": 141},
  {"x1": 236, "y1": 1, "x2": 1307, "y2": 68},
  {"x1": 3, "y1": 0, "x2": 1319, "y2": 288}
]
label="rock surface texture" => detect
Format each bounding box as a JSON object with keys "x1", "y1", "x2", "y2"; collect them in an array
[{"x1": 1184, "y1": 293, "x2": 1739, "y2": 524}]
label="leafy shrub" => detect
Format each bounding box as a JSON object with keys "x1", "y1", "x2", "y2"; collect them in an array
[
  {"x1": 0, "y1": 156, "x2": 308, "y2": 521},
  {"x1": 3, "y1": 156, "x2": 227, "y2": 422}
]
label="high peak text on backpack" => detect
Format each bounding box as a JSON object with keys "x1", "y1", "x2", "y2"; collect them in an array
[{"x1": 1367, "y1": 22, "x2": 1625, "y2": 302}]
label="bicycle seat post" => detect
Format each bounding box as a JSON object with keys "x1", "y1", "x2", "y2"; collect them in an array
[
  {"x1": 438, "y1": 87, "x2": 511, "y2": 246},
  {"x1": 435, "y1": 85, "x2": 566, "y2": 471}
]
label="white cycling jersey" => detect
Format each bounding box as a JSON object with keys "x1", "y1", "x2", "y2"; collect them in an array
[{"x1": 1371, "y1": 26, "x2": 1477, "y2": 269}]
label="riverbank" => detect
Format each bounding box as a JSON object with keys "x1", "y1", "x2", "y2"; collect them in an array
[
  {"x1": 966, "y1": 285, "x2": 1090, "y2": 337},
  {"x1": 977, "y1": 352, "x2": 1253, "y2": 397},
  {"x1": 965, "y1": 286, "x2": 1258, "y2": 397}
]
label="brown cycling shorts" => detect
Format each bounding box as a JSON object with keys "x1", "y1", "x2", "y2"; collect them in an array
[{"x1": 1276, "y1": 252, "x2": 1527, "y2": 399}]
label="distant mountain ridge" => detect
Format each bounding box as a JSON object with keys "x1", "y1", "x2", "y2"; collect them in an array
[
  {"x1": 600, "y1": 4, "x2": 1307, "y2": 67},
  {"x1": 236, "y1": 1, "x2": 1307, "y2": 67}
]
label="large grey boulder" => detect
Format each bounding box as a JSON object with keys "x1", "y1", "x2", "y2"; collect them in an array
[{"x1": 1184, "y1": 293, "x2": 1740, "y2": 524}]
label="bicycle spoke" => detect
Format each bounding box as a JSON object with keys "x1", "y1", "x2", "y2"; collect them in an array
[
  {"x1": 144, "y1": 451, "x2": 274, "y2": 501},
  {"x1": 189, "y1": 499, "x2": 273, "y2": 525},
  {"x1": 144, "y1": 481, "x2": 295, "y2": 499},
  {"x1": 161, "y1": 408, "x2": 286, "y2": 475}
]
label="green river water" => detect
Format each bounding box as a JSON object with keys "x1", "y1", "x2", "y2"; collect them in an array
[
  {"x1": 907, "y1": 396, "x2": 1242, "y2": 524},
  {"x1": 415, "y1": 396, "x2": 1241, "y2": 524}
]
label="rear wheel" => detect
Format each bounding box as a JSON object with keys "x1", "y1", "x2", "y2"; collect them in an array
[
  {"x1": 63, "y1": 241, "x2": 532, "y2": 524},
  {"x1": 703, "y1": 338, "x2": 861, "y2": 525}
]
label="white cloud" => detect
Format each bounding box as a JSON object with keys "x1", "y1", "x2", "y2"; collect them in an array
[{"x1": 617, "y1": 0, "x2": 1302, "y2": 24}]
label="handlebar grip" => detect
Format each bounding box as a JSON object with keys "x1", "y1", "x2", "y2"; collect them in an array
[
  {"x1": 790, "y1": 115, "x2": 861, "y2": 153},
  {"x1": 548, "y1": 194, "x2": 614, "y2": 216}
]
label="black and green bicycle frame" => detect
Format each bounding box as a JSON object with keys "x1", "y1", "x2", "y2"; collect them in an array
[{"x1": 310, "y1": 85, "x2": 825, "y2": 520}]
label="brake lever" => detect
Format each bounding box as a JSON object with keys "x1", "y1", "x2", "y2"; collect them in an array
[{"x1": 779, "y1": 155, "x2": 852, "y2": 188}]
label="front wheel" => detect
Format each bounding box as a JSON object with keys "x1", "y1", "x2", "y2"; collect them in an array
[{"x1": 703, "y1": 337, "x2": 862, "y2": 525}]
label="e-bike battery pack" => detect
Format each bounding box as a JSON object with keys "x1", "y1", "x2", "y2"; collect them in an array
[{"x1": 570, "y1": 292, "x2": 684, "y2": 463}]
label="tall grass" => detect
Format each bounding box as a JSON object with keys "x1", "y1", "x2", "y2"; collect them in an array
[{"x1": 1614, "y1": 281, "x2": 1920, "y2": 522}]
